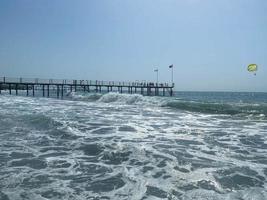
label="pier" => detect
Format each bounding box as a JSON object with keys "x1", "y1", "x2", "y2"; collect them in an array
[{"x1": 0, "y1": 77, "x2": 174, "y2": 98}]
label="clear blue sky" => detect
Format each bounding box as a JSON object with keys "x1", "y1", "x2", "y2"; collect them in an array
[{"x1": 0, "y1": 0, "x2": 266, "y2": 92}]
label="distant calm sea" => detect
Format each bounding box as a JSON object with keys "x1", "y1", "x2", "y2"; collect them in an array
[{"x1": 0, "y1": 91, "x2": 267, "y2": 200}]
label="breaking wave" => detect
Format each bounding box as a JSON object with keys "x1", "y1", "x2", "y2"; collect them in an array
[
  {"x1": 68, "y1": 92, "x2": 267, "y2": 117},
  {"x1": 98, "y1": 92, "x2": 144, "y2": 104},
  {"x1": 163, "y1": 100, "x2": 267, "y2": 116},
  {"x1": 68, "y1": 92, "x2": 162, "y2": 105},
  {"x1": 66, "y1": 91, "x2": 102, "y2": 101}
]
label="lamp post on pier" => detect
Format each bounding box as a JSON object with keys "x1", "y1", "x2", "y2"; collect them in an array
[
  {"x1": 169, "y1": 64, "x2": 174, "y2": 86},
  {"x1": 154, "y1": 69, "x2": 159, "y2": 85}
]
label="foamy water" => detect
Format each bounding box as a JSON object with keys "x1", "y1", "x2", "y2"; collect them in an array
[{"x1": 0, "y1": 92, "x2": 267, "y2": 199}]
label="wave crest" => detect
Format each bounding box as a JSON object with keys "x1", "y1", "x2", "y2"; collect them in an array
[
  {"x1": 164, "y1": 100, "x2": 267, "y2": 116},
  {"x1": 67, "y1": 92, "x2": 102, "y2": 101},
  {"x1": 98, "y1": 92, "x2": 144, "y2": 104},
  {"x1": 67, "y1": 92, "x2": 267, "y2": 116}
]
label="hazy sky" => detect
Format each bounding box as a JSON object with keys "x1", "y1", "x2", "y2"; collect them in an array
[{"x1": 0, "y1": 0, "x2": 266, "y2": 92}]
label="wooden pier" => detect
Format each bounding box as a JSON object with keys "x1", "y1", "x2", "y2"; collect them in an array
[{"x1": 0, "y1": 77, "x2": 174, "y2": 98}]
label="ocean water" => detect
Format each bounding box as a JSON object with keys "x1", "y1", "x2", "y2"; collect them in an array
[{"x1": 0, "y1": 91, "x2": 267, "y2": 200}]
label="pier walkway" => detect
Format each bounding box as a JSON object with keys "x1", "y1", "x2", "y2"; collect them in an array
[{"x1": 0, "y1": 77, "x2": 174, "y2": 98}]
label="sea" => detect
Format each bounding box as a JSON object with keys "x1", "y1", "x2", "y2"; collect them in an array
[{"x1": 0, "y1": 91, "x2": 267, "y2": 200}]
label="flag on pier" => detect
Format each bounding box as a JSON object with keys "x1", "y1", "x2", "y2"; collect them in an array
[{"x1": 169, "y1": 65, "x2": 173, "y2": 68}]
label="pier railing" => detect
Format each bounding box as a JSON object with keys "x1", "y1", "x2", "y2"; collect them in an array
[{"x1": 0, "y1": 77, "x2": 172, "y2": 87}]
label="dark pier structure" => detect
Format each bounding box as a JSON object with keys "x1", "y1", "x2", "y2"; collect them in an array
[{"x1": 0, "y1": 77, "x2": 174, "y2": 98}]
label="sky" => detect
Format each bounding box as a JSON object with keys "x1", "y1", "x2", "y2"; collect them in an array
[{"x1": 0, "y1": 0, "x2": 266, "y2": 92}]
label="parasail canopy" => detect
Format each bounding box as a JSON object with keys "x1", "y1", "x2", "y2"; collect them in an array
[{"x1": 247, "y1": 64, "x2": 257, "y2": 72}]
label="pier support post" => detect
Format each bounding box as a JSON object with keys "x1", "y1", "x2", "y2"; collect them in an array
[
  {"x1": 163, "y1": 88, "x2": 165, "y2": 96},
  {"x1": 32, "y1": 85, "x2": 35, "y2": 96},
  {"x1": 47, "y1": 85, "x2": 50, "y2": 97},
  {"x1": 9, "y1": 84, "x2": 11, "y2": 95},
  {"x1": 26, "y1": 85, "x2": 29, "y2": 96},
  {"x1": 42, "y1": 85, "x2": 45, "y2": 97},
  {"x1": 61, "y1": 85, "x2": 63, "y2": 98},
  {"x1": 0, "y1": 83, "x2": 1, "y2": 94},
  {"x1": 57, "y1": 85, "x2": 59, "y2": 98},
  {"x1": 70, "y1": 85, "x2": 73, "y2": 92},
  {"x1": 15, "y1": 84, "x2": 18, "y2": 95}
]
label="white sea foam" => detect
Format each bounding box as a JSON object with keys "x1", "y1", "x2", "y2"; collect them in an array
[{"x1": 0, "y1": 93, "x2": 267, "y2": 199}]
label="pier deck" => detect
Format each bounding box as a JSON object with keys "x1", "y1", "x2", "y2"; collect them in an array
[{"x1": 0, "y1": 77, "x2": 174, "y2": 97}]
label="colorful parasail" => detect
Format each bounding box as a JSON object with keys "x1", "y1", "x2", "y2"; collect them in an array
[{"x1": 247, "y1": 64, "x2": 258, "y2": 75}]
